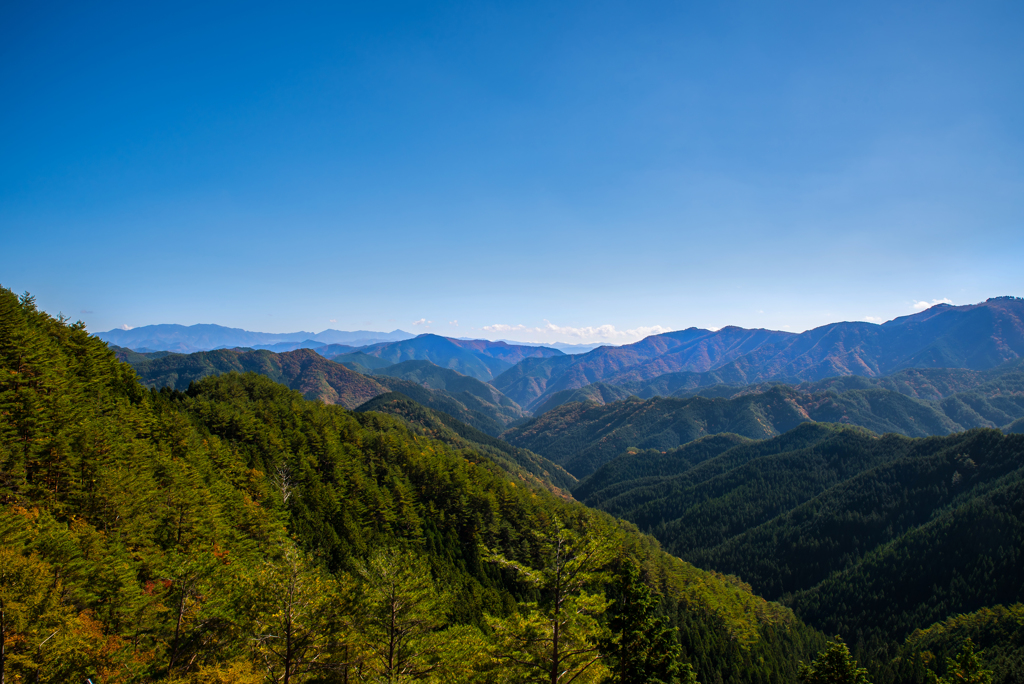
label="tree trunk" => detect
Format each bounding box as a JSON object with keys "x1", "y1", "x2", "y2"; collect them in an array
[{"x1": 1, "y1": 603, "x2": 7, "y2": 684}]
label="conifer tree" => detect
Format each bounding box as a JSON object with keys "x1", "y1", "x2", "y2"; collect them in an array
[
  {"x1": 932, "y1": 639, "x2": 993, "y2": 684},
  {"x1": 248, "y1": 548, "x2": 346, "y2": 684},
  {"x1": 349, "y1": 546, "x2": 482, "y2": 683},
  {"x1": 601, "y1": 558, "x2": 691, "y2": 684},
  {"x1": 486, "y1": 521, "x2": 612, "y2": 684},
  {"x1": 798, "y1": 636, "x2": 871, "y2": 684}
]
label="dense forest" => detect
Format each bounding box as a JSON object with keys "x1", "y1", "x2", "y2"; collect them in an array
[
  {"x1": 572, "y1": 424, "x2": 1024, "y2": 666},
  {"x1": 2, "y1": 286, "x2": 838, "y2": 683}
]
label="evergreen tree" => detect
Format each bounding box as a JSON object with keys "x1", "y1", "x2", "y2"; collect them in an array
[
  {"x1": 932, "y1": 639, "x2": 993, "y2": 684},
  {"x1": 248, "y1": 548, "x2": 346, "y2": 684},
  {"x1": 349, "y1": 546, "x2": 480, "y2": 683},
  {"x1": 798, "y1": 637, "x2": 872, "y2": 684},
  {"x1": 486, "y1": 521, "x2": 612, "y2": 684},
  {"x1": 601, "y1": 558, "x2": 690, "y2": 684}
]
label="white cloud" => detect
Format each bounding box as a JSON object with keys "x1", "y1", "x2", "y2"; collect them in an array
[
  {"x1": 912, "y1": 298, "x2": 954, "y2": 310},
  {"x1": 329, "y1": 319, "x2": 337, "y2": 323},
  {"x1": 864, "y1": 316, "x2": 883, "y2": 323},
  {"x1": 119, "y1": 323, "x2": 132, "y2": 330},
  {"x1": 412, "y1": 318, "x2": 432, "y2": 326},
  {"x1": 448, "y1": 320, "x2": 458, "y2": 326},
  {"x1": 537, "y1": 321, "x2": 672, "y2": 340},
  {"x1": 481, "y1": 321, "x2": 670, "y2": 343},
  {"x1": 482, "y1": 323, "x2": 528, "y2": 333}
]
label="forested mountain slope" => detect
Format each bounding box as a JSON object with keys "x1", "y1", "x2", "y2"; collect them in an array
[
  {"x1": 505, "y1": 381, "x2": 1024, "y2": 478},
  {"x1": 0, "y1": 287, "x2": 828, "y2": 683},
  {"x1": 493, "y1": 297, "x2": 1024, "y2": 411},
  {"x1": 573, "y1": 424, "x2": 1024, "y2": 646},
  {"x1": 118, "y1": 345, "x2": 388, "y2": 408},
  {"x1": 117, "y1": 347, "x2": 527, "y2": 437},
  {"x1": 355, "y1": 392, "x2": 575, "y2": 493},
  {"x1": 887, "y1": 604, "x2": 1024, "y2": 684},
  {"x1": 620, "y1": 357, "x2": 1024, "y2": 406},
  {"x1": 532, "y1": 382, "x2": 636, "y2": 415},
  {"x1": 372, "y1": 359, "x2": 525, "y2": 413}
]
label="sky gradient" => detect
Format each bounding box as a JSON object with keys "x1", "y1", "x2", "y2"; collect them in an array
[{"x1": 3, "y1": 1, "x2": 1023, "y2": 344}]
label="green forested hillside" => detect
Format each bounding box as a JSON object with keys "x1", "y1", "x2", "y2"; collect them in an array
[
  {"x1": 573, "y1": 424, "x2": 1024, "y2": 649},
  {"x1": 887, "y1": 604, "x2": 1024, "y2": 684},
  {"x1": 332, "y1": 350, "x2": 397, "y2": 374},
  {"x1": 354, "y1": 392, "x2": 576, "y2": 493},
  {"x1": 369, "y1": 374, "x2": 525, "y2": 436},
  {"x1": 504, "y1": 383, "x2": 1024, "y2": 478},
  {"x1": 0, "y1": 287, "x2": 827, "y2": 683}
]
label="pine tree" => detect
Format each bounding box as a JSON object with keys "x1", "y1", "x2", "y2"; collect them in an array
[
  {"x1": 349, "y1": 546, "x2": 482, "y2": 683},
  {"x1": 248, "y1": 548, "x2": 346, "y2": 684},
  {"x1": 486, "y1": 521, "x2": 612, "y2": 684}
]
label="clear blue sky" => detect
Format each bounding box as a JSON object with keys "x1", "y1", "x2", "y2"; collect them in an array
[{"x1": 3, "y1": 1, "x2": 1022, "y2": 344}]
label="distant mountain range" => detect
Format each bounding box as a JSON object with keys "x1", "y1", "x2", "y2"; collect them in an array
[
  {"x1": 100, "y1": 298, "x2": 1024, "y2": 414},
  {"x1": 492, "y1": 297, "x2": 1024, "y2": 411},
  {"x1": 97, "y1": 323, "x2": 415, "y2": 353}
]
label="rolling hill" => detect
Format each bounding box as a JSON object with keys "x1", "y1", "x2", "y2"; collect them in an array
[{"x1": 116, "y1": 347, "x2": 530, "y2": 437}]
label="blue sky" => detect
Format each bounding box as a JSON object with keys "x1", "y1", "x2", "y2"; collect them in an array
[{"x1": 3, "y1": 1, "x2": 1022, "y2": 344}]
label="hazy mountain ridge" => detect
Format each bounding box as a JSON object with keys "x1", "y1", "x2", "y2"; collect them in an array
[
  {"x1": 372, "y1": 359, "x2": 525, "y2": 411},
  {"x1": 98, "y1": 322, "x2": 414, "y2": 353},
  {"x1": 620, "y1": 360, "x2": 1024, "y2": 404}
]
